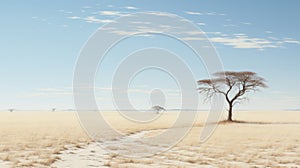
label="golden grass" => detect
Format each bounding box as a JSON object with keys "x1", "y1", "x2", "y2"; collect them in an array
[
  {"x1": 0, "y1": 111, "x2": 299, "y2": 167},
  {"x1": 0, "y1": 111, "x2": 89, "y2": 167}
]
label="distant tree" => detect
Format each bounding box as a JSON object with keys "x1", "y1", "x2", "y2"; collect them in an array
[
  {"x1": 152, "y1": 105, "x2": 166, "y2": 114},
  {"x1": 8, "y1": 109, "x2": 14, "y2": 112},
  {"x1": 198, "y1": 71, "x2": 267, "y2": 121},
  {"x1": 52, "y1": 108, "x2": 56, "y2": 112}
]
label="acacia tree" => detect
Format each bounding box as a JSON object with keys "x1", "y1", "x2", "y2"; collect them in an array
[
  {"x1": 152, "y1": 105, "x2": 166, "y2": 114},
  {"x1": 198, "y1": 71, "x2": 267, "y2": 121}
]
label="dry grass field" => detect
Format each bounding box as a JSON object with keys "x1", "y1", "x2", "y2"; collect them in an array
[
  {"x1": 0, "y1": 112, "x2": 89, "y2": 167},
  {"x1": 0, "y1": 111, "x2": 299, "y2": 167}
]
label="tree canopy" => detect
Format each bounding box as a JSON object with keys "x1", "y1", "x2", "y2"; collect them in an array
[
  {"x1": 152, "y1": 105, "x2": 166, "y2": 114},
  {"x1": 198, "y1": 71, "x2": 267, "y2": 121}
]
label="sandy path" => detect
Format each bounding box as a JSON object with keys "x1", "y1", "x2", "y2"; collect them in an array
[
  {"x1": 53, "y1": 129, "x2": 169, "y2": 168},
  {"x1": 0, "y1": 160, "x2": 10, "y2": 168},
  {"x1": 53, "y1": 123, "x2": 300, "y2": 168}
]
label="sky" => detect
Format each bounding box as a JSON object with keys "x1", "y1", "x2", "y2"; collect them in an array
[{"x1": 0, "y1": 0, "x2": 300, "y2": 111}]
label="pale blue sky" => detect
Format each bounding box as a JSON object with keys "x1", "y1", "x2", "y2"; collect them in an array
[{"x1": 0, "y1": 0, "x2": 300, "y2": 110}]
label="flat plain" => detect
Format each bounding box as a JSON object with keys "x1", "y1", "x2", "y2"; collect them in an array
[{"x1": 0, "y1": 111, "x2": 299, "y2": 167}]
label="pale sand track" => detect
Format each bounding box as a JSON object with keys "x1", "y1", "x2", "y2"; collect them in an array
[{"x1": 53, "y1": 123, "x2": 300, "y2": 168}]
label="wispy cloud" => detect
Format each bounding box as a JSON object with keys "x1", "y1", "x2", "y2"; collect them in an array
[
  {"x1": 37, "y1": 88, "x2": 65, "y2": 92},
  {"x1": 66, "y1": 15, "x2": 115, "y2": 24},
  {"x1": 123, "y1": 6, "x2": 138, "y2": 10},
  {"x1": 197, "y1": 22, "x2": 206, "y2": 26},
  {"x1": 59, "y1": 10, "x2": 73, "y2": 14},
  {"x1": 96, "y1": 18, "x2": 293, "y2": 50},
  {"x1": 62, "y1": 8, "x2": 300, "y2": 50},
  {"x1": 185, "y1": 11, "x2": 203, "y2": 15},
  {"x1": 183, "y1": 32, "x2": 300, "y2": 49},
  {"x1": 242, "y1": 22, "x2": 252, "y2": 25},
  {"x1": 67, "y1": 16, "x2": 80, "y2": 20},
  {"x1": 97, "y1": 11, "x2": 130, "y2": 17},
  {"x1": 127, "y1": 88, "x2": 150, "y2": 94},
  {"x1": 95, "y1": 87, "x2": 116, "y2": 91},
  {"x1": 127, "y1": 88, "x2": 181, "y2": 97},
  {"x1": 28, "y1": 87, "x2": 72, "y2": 97},
  {"x1": 283, "y1": 38, "x2": 300, "y2": 45},
  {"x1": 84, "y1": 16, "x2": 115, "y2": 23},
  {"x1": 185, "y1": 11, "x2": 225, "y2": 16},
  {"x1": 223, "y1": 24, "x2": 238, "y2": 27},
  {"x1": 146, "y1": 12, "x2": 177, "y2": 17},
  {"x1": 208, "y1": 36, "x2": 278, "y2": 49}
]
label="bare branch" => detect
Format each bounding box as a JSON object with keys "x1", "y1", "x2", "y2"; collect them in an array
[{"x1": 198, "y1": 71, "x2": 267, "y2": 121}]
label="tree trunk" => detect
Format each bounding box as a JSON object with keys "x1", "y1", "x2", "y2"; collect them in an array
[{"x1": 227, "y1": 104, "x2": 233, "y2": 121}]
